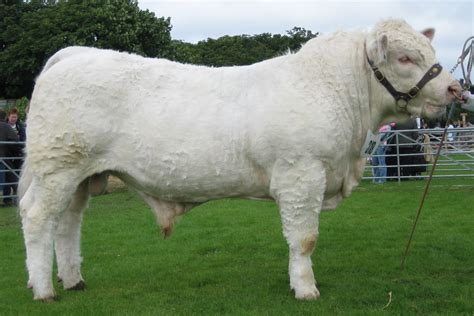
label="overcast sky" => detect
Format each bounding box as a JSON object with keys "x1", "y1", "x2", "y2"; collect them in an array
[{"x1": 139, "y1": 0, "x2": 473, "y2": 79}]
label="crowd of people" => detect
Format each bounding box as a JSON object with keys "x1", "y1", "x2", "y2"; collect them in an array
[{"x1": 0, "y1": 107, "x2": 26, "y2": 206}]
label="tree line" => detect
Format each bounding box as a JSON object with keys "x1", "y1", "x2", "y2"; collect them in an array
[{"x1": 0, "y1": 0, "x2": 317, "y2": 99}]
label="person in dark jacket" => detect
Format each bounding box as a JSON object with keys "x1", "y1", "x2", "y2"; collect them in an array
[
  {"x1": 6, "y1": 108, "x2": 26, "y2": 142},
  {"x1": 3, "y1": 108, "x2": 25, "y2": 205},
  {"x1": 0, "y1": 109, "x2": 21, "y2": 205},
  {"x1": 386, "y1": 117, "x2": 426, "y2": 180}
]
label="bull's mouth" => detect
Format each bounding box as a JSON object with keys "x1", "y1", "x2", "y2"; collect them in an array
[{"x1": 424, "y1": 102, "x2": 446, "y2": 115}]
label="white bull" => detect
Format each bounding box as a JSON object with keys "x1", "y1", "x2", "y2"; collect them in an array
[{"x1": 19, "y1": 19, "x2": 461, "y2": 301}]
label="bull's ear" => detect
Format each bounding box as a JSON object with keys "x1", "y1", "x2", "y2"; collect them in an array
[
  {"x1": 375, "y1": 35, "x2": 388, "y2": 64},
  {"x1": 421, "y1": 28, "x2": 435, "y2": 41},
  {"x1": 378, "y1": 35, "x2": 388, "y2": 60},
  {"x1": 367, "y1": 34, "x2": 388, "y2": 65}
]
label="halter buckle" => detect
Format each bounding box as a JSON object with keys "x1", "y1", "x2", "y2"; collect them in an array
[
  {"x1": 408, "y1": 86, "x2": 420, "y2": 98},
  {"x1": 374, "y1": 69, "x2": 385, "y2": 82}
]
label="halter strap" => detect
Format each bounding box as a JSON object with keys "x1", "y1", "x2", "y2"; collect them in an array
[{"x1": 367, "y1": 57, "x2": 443, "y2": 110}]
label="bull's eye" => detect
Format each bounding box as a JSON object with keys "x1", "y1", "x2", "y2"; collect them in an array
[{"x1": 398, "y1": 56, "x2": 413, "y2": 64}]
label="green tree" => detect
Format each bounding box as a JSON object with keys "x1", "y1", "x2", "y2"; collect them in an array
[
  {"x1": 286, "y1": 26, "x2": 317, "y2": 51},
  {"x1": 169, "y1": 39, "x2": 199, "y2": 65},
  {"x1": 170, "y1": 27, "x2": 318, "y2": 67},
  {"x1": 0, "y1": 0, "x2": 172, "y2": 98}
]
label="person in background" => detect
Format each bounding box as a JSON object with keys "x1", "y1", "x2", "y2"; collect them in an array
[
  {"x1": 386, "y1": 118, "x2": 420, "y2": 180},
  {"x1": 7, "y1": 108, "x2": 26, "y2": 142},
  {"x1": 371, "y1": 124, "x2": 391, "y2": 184},
  {"x1": 0, "y1": 109, "x2": 21, "y2": 205},
  {"x1": 415, "y1": 116, "x2": 422, "y2": 129},
  {"x1": 447, "y1": 120, "x2": 455, "y2": 143},
  {"x1": 3, "y1": 107, "x2": 26, "y2": 206}
]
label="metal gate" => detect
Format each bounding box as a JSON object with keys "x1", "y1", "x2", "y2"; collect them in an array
[
  {"x1": 0, "y1": 140, "x2": 24, "y2": 205},
  {"x1": 364, "y1": 127, "x2": 474, "y2": 182}
]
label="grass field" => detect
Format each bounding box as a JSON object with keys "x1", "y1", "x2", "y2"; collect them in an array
[{"x1": 1, "y1": 179, "x2": 473, "y2": 315}]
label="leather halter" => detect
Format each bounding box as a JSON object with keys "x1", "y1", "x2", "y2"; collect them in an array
[{"x1": 367, "y1": 57, "x2": 443, "y2": 111}]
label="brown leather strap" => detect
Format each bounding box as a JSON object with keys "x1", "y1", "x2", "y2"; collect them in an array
[{"x1": 367, "y1": 57, "x2": 443, "y2": 110}]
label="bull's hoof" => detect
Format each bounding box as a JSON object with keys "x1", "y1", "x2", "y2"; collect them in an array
[
  {"x1": 66, "y1": 280, "x2": 86, "y2": 291},
  {"x1": 42, "y1": 296, "x2": 59, "y2": 303},
  {"x1": 34, "y1": 295, "x2": 58, "y2": 303},
  {"x1": 294, "y1": 286, "x2": 320, "y2": 300}
]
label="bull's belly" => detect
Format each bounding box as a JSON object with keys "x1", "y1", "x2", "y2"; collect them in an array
[{"x1": 113, "y1": 163, "x2": 270, "y2": 203}]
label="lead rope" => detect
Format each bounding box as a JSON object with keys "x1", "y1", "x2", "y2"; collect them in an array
[
  {"x1": 400, "y1": 101, "x2": 457, "y2": 269},
  {"x1": 400, "y1": 37, "x2": 474, "y2": 270}
]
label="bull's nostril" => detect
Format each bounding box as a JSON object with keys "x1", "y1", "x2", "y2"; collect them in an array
[{"x1": 448, "y1": 85, "x2": 462, "y2": 100}]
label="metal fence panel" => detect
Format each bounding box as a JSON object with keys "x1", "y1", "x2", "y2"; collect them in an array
[
  {"x1": 364, "y1": 127, "x2": 474, "y2": 182},
  {"x1": 0, "y1": 140, "x2": 25, "y2": 203}
]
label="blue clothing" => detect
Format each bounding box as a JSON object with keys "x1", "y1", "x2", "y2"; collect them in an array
[{"x1": 372, "y1": 145, "x2": 387, "y2": 183}]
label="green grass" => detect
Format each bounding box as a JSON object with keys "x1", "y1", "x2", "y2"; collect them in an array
[{"x1": 1, "y1": 179, "x2": 473, "y2": 315}]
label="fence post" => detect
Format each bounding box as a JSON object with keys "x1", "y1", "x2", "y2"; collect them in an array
[{"x1": 396, "y1": 132, "x2": 401, "y2": 183}]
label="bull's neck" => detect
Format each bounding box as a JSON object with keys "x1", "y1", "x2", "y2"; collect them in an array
[
  {"x1": 291, "y1": 32, "x2": 399, "y2": 154},
  {"x1": 327, "y1": 35, "x2": 379, "y2": 152},
  {"x1": 366, "y1": 74, "x2": 400, "y2": 131},
  {"x1": 364, "y1": 44, "x2": 410, "y2": 133}
]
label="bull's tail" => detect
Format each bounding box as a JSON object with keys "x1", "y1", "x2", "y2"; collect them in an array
[
  {"x1": 42, "y1": 54, "x2": 62, "y2": 74},
  {"x1": 18, "y1": 159, "x2": 33, "y2": 204}
]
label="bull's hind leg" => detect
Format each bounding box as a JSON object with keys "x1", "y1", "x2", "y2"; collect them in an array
[
  {"x1": 20, "y1": 172, "x2": 82, "y2": 301},
  {"x1": 55, "y1": 180, "x2": 89, "y2": 291},
  {"x1": 270, "y1": 159, "x2": 326, "y2": 300}
]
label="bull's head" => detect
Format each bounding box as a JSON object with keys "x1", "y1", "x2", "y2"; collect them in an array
[{"x1": 366, "y1": 19, "x2": 461, "y2": 120}]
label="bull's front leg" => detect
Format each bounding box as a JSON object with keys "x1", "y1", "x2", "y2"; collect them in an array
[{"x1": 270, "y1": 159, "x2": 326, "y2": 300}]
